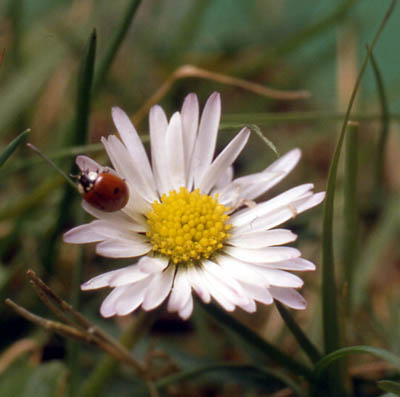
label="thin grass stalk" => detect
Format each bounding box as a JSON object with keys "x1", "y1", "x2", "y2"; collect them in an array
[
  {"x1": 221, "y1": 111, "x2": 400, "y2": 127},
  {"x1": 275, "y1": 302, "x2": 322, "y2": 365},
  {"x1": 0, "y1": 129, "x2": 29, "y2": 167},
  {"x1": 199, "y1": 301, "x2": 313, "y2": 380},
  {"x1": 4, "y1": 109, "x2": 400, "y2": 178}
]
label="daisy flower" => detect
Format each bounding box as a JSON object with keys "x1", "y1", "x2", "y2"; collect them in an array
[{"x1": 64, "y1": 92, "x2": 324, "y2": 320}]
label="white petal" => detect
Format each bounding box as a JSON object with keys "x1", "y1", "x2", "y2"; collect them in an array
[
  {"x1": 256, "y1": 148, "x2": 301, "y2": 191},
  {"x1": 215, "y1": 166, "x2": 233, "y2": 189},
  {"x1": 202, "y1": 261, "x2": 249, "y2": 309},
  {"x1": 63, "y1": 220, "x2": 141, "y2": 244},
  {"x1": 75, "y1": 155, "x2": 106, "y2": 173},
  {"x1": 149, "y1": 105, "x2": 170, "y2": 195},
  {"x1": 142, "y1": 270, "x2": 174, "y2": 310},
  {"x1": 99, "y1": 286, "x2": 129, "y2": 317},
  {"x1": 224, "y1": 246, "x2": 301, "y2": 264},
  {"x1": 121, "y1": 191, "x2": 152, "y2": 219},
  {"x1": 81, "y1": 264, "x2": 146, "y2": 290},
  {"x1": 114, "y1": 279, "x2": 149, "y2": 316},
  {"x1": 110, "y1": 270, "x2": 149, "y2": 288},
  {"x1": 255, "y1": 268, "x2": 303, "y2": 288},
  {"x1": 181, "y1": 93, "x2": 199, "y2": 185},
  {"x1": 166, "y1": 112, "x2": 185, "y2": 190},
  {"x1": 215, "y1": 171, "x2": 277, "y2": 208},
  {"x1": 199, "y1": 127, "x2": 250, "y2": 194},
  {"x1": 138, "y1": 256, "x2": 168, "y2": 274},
  {"x1": 237, "y1": 299, "x2": 257, "y2": 313},
  {"x1": 236, "y1": 191, "x2": 325, "y2": 233},
  {"x1": 269, "y1": 286, "x2": 307, "y2": 310},
  {"x1": 95, "y1": 238, "x2": 151, "y2": 258},
  {"x1": 231, "y1": 184, "x2": 314, "y2": 228},
  {"x1": 297, "y1": 191, "x2": 325, "y2": 212},
  {"x1": 203, "y1": 273, "x2": 235, "y2": 312},
  {"x1": 81, "y1": 200, "x2": 147, "y2": 232},
  {"x1": 178, "y1": 295, "x2": 194, "y2": 319},
  {"x1": 246, "y1": 148, "x2": 301, "y2": 200},
  {"x1": 167, "y1": 270, "x2": 192, "y2": 313},
  {"x1": 204, "y1": 260, "x2": 250, "y2": 305},
  {"x1": 217, "y1": 254, "x2": 268, "y2": 288},
  {"x1": 242, "y1": 283, "x2": 273, "y2": 305},
  {"x1": 196, "y1": 265, "x2": 234, "y2": 309},
  {"x1": 261, "y1": 257, "x2": 316, "y2": 271},
  {"x1": 228, "y1": 229, "x2": 297, "y2": 249},
  {"x1": 192, "y1": 92, "x2": 221, "y2": 187},
  {"x1": 111, "y1": 107, "x2": 157, "y2": 193},
  {"x1": 189, "y1": 268, "x2": 211, "y2": 303},
  {"x1": 64, "y1": 223, "x2": 106, "y2": 244},
  {"x1": 102, "y1": 135, "x2": 156, "y2": 204},
  {"x1": 100, "y1": 135, "x2": 134, "y2": 183},
  {"x1": 219, "y1": 148, "x2": 301, "y2": 204}
]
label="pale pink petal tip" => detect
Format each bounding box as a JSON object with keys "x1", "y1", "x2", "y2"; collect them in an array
[{"x1": 270, "y1": 287, "x2": 307, "y2": 310}]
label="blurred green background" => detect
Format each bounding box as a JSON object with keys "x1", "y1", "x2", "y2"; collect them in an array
[{"x1": 1, "y1": 0, "x2": 400, "y2": 396}]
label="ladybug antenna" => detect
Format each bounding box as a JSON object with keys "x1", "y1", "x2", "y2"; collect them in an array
[
  {"x1": 27, "y1": 143, "x2": 79, "y2": 192},
  {"x1": 69, "y1": 173, "x2": 80, "y2": 180}
]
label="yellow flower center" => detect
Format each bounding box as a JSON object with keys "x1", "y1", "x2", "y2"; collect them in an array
[{"x1": 146, "y1": 187, "x2": 231, "y2": 267}]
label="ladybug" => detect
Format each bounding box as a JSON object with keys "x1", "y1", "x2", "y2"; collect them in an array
[{"x1": 78, "y1": 170, "x2": 129, "y2": 212}]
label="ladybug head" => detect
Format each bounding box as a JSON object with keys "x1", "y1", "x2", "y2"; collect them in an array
[{"x1": 76, "y1": 171, "x2": 99, "y2": 194}]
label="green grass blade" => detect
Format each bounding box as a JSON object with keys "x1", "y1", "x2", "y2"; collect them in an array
[
  {"x1": 0, "y1": 129, "x2": 29, "y2": 167},
  {"x1": 321, "y1": 2, "x2": 396, "y2": 393},
  {"x1": 275, "y1": 302, "x2": 322, "y2": 365},
  {"x1": 78, "y1": 312, "x2": 156, "y2": 397},
  {"x1": 313, "y1": 345, "x2": 400, "y2": 379},
  {"x1": 156, "y1": 363, "x2": 306, "y2": 397},
  {"x1": 41, "y1": 30, "x2": 96, "y2": 274},
  {"x1": 351, "y1": 195, "x2": 400, "y2": 309},
  {"x1": 342, "y1": 122, "x2": 359, "y2": 311},
  {"x1": 378, "y1": 380, "x2": 400, "y2": 395},
  {"x1": 198, "y1": 301, "x2": 313, "y2": 380},
  {"x1": 59, "y1": 30, "x2": 96, "y2": 395},
  {"x1": 322, "y1": 0, "x2": 396, "y2": 353},
  {"x1": 72, "y1": 29, "x2": 97, "y2": 147},
  {"x1": 93, "y1": 0, "x2": 142, "y2": 94}
]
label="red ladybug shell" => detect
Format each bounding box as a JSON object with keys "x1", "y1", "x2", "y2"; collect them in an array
[{"x1": 79, "y1": 171, "x2": 129, "y2": 212}]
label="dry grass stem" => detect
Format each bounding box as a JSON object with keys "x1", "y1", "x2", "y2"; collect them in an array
[
  {"x1": 133, "y1": 64, "x2": 310, "y2": 124},
  {"x1": 5, "y1": 270, "x2": 147, "y2": 376}
]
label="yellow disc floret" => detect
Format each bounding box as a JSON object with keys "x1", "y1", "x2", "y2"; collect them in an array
[{"x1": 146, "y1": 187, "x2": 231, "y2": 267}]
